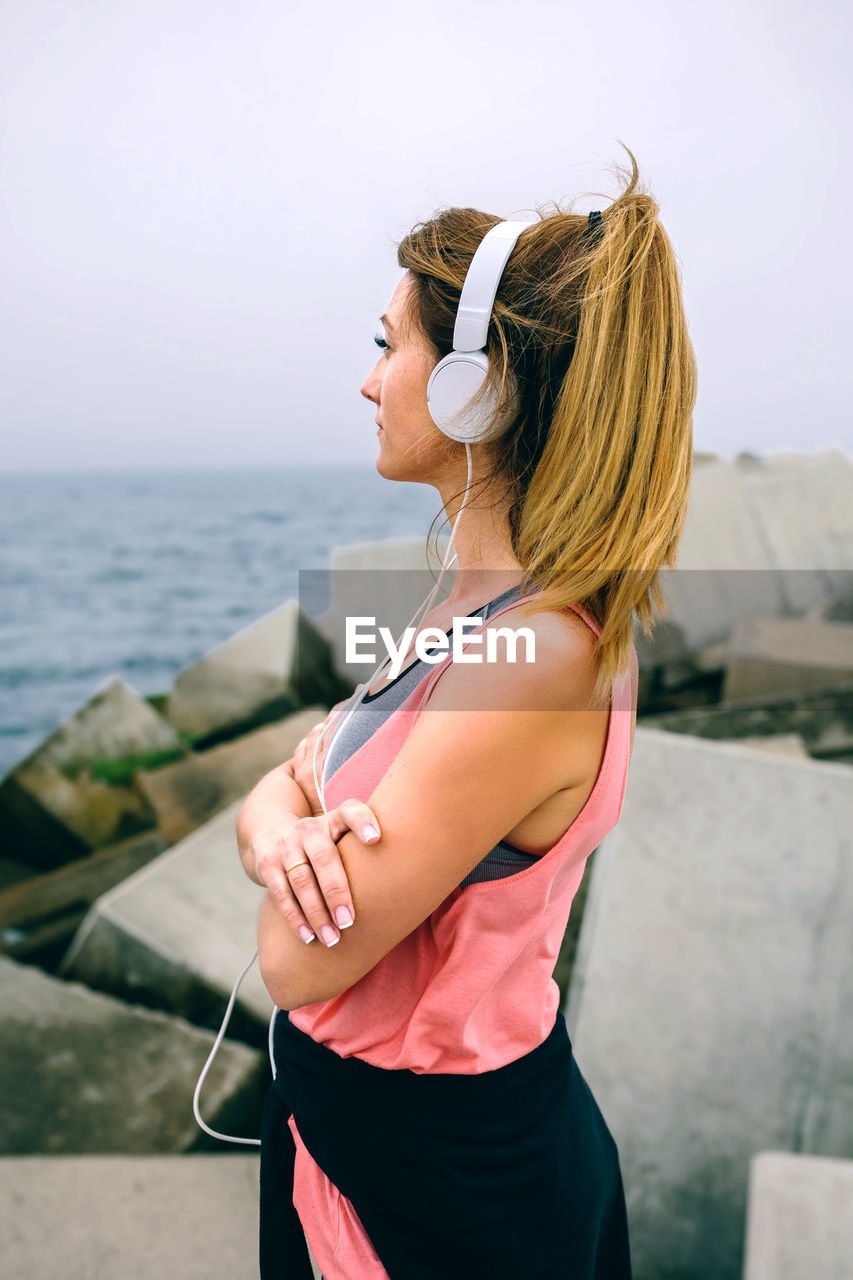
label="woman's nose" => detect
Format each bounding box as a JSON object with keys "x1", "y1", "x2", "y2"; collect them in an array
[{"x1": 360, "y1": 359, "x2": 383, "y2": 404}]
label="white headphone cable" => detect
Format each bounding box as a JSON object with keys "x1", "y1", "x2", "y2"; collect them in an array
[{"x1": 192, "y1": 947, "x2": 270, "y2": 1146}]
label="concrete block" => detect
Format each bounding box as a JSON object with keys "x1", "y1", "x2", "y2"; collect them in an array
[
  {"x1": 0, "y1": 1155, "x2": 288, "y2": 1280},
  {"x1": 739, "y1": 447, "x2": 853, "y2": 613},
  {"x1": 566, "y1": 728, "x2": 853, "y2": 1280},
  {"x1": 814, "y1": 580, "x2": 853, "y2": 623},
  {"x1": 0, "y1": 857, "x2": 34, "y2": 892},
  {"x1": 669, "y1": 461, "x2": 786, "y2": 650},
  {"x1": 642, "y1": 677, "x2": 853, "y2": 763},
  {"x1": 633, "y1": 615, "x2": 689, "y2": 672},
  {"x1": 321, "y1": 534, "x2": 454, "y2": 682},
  {"x1": 722, "y1": 614, "x2": 853, "y2": 702},
  {"x1": 0, "y1": 830, "x2": 166, "y2": 967},
  {"x1": 735, "y1": 734, "x2": 810, "y2": 758},
  {"x1": 0, "y1": 677, "x2": 183, "y2": 870},
  {"x1": 136, "y1": 706, "x2": 326, "y2": 846},
  {"x1": 2, "y1": 905, "x2": 90, "y2": 969},
  {"x1": 167, "y1": 599, "x2": 345, "y2": 745},
  {"x1": 59, "y1": 801, "x2": 273, "y2": 1042},
  {"x1": 743, "y1": 1151, "x2": 853, "y2": 1280},
  {"x1": 0, "y1": 956, "x2": 266, "y2": 1154},
  {"x1": 733, "y1": 450, "x2": 766, "y2": 468},
  {"x1": 658, "y1": 453, "x2": 853, "y2": 657},
  {"x1": 0, "y1": 830, "x2": 167, "y2": 935}
]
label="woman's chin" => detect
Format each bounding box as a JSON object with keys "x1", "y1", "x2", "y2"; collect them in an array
[
  {"x1": 375, "y1": 432, "x2": 435, "y2": 484},
  {"x1": 376, "y1": 445, "x2": 412, "y2": 484}
]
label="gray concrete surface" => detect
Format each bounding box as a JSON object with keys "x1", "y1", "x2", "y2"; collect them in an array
[
  {"x1": 167, "y1": 598, "x2": 343, "y2": 743},
  {"x1": 734, "y1": 733, "x2": 810, "y2": 758},
  {"x1": 743, "y1": 1151, "x2": 853, "y2": 1280},
  {"x1": 0, "y1": 832, "x2": 166, "y2": 936},
  {"x1": 12, "y1": 674, "x2": 182, "y2": 774},
  {"x1": 668, "y1": 461, "x2": 787, "y2": 649},
  {"x1": 565, "y1": 727, "x2": 853, "y2": 1280},
  {"x1": 136, "y1": 705, "x2": 325, "y2": 845},
  {"x1": 722, "y1": 614, "x2": 853, "y2": 702},
  {"x1": 321, "y1": 534, "x2": 456, "y2": 682},
  {"x1": 816, "y1": 582, "x2": 853, "y2": 622},
  {"x1": 738, "y1": 447, "x2": 853, "y2": 614},
  {"x1": 642, "y1": 678, "x2": 853, "y2": 763},
  {"x1": 0, "y1": 830, "x2": 167, "y2": 967},
  {"x1": 0, "y1": 676, "x2": 183, "y2": 869},
  {"x1": 654, "y1": 452, "x2": 853, "y2": 658},
  {"x1": 0, "y1": 956, "x2": 265, "y2": 1154},
  {"x1": 0, "y1": 1155, "x2": 279, "y2": 1279},
  {"x1": 59, "y1": 799, "x2": 273, "y2": 1041}
]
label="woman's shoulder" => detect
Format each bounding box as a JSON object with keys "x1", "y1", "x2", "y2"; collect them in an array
[{"x1": 425, "y1": 598, "x2": 603, "y2": 716}]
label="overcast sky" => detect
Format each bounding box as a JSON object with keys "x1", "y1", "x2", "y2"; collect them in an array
[{"x1": 0, "y1": 0, "x2": 849, "y2": 470}]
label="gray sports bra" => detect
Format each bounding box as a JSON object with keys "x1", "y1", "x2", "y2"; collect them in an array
[{"x1": 322, "y1": 583, "x2": 540, "y2": 890}]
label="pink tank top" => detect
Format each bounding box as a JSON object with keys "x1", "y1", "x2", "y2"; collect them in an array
[{"x1": 286, "y1": 594, "x2": 638, "y2": 1278}]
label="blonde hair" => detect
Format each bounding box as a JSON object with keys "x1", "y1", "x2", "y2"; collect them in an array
[{"x1": 397, "y1": 142, "x2": 698, "y2": 710}]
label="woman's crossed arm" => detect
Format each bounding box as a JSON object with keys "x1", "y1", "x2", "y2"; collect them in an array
[{"x1": 253, "y1": 612, "x2": 602, "y2": 1011}]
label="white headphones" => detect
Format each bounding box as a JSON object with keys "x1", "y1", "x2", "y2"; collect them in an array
[{"x1": 426, "y1": 218, "x2": 534, "y2": 445}]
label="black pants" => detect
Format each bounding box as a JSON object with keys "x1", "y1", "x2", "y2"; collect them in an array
[{"x1": 259, "y1": 1008, "x2": 632, "y2": 1279}]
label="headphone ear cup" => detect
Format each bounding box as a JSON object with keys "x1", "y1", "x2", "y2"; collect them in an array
[{"x1": 427, "y1": 351, "x2": 505, "y2": 444}]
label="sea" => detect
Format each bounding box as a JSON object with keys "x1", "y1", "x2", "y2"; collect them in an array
[{"x1": 0, "y1": 467, "x2": 442, "y2": 780}]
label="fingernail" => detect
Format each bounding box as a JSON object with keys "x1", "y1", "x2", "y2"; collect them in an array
[
  {"x1": 320, "y1": 925, "x2": 339, "y2": 947},
  {"x1": 335, "y1": 906, "x2": 353, "y2": 928},
  {"x1": 297, "y1": 926, "x2": 315, "y2": 944},
  {"x1": 361, "y1": 824, "x2": 380, "y2": 843}
]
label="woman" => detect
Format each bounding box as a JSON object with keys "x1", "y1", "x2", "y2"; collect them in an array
[{"x1": 237, "y1": 143, "x2": 696, "y2": 1279}]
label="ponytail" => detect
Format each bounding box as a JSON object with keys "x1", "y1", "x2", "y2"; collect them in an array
[{"x1": 399, "y1": 142, "x2": 698, "y2": 709}]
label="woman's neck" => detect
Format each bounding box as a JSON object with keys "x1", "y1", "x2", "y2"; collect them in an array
[{"x1": 434, "y1": 476, "x2": 525, "y2": 610}]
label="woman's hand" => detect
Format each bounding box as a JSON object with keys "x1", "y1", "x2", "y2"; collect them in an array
[
  {"x1": 251, "y1": 801, "x2": 381, "y2": 947},
  {"x1": 291, "y1": 694, "x2": 360, "y2": 817}
]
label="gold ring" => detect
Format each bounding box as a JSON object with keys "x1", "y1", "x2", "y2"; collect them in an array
[{"x1": 284, "y1": 860, "x2": 310, "y2": 875}]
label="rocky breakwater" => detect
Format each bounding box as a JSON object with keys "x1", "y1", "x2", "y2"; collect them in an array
[
  {"x1": 1, "y1": 469, "x2": 852, "y2": 1275},
  {"x1": 0, "y1": 593, "x2": 350, "y2": 1166}
]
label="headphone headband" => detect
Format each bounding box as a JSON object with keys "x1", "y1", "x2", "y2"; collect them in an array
[{"x1": 452, "y1": 219, "x2": 535, "y2": 352}]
